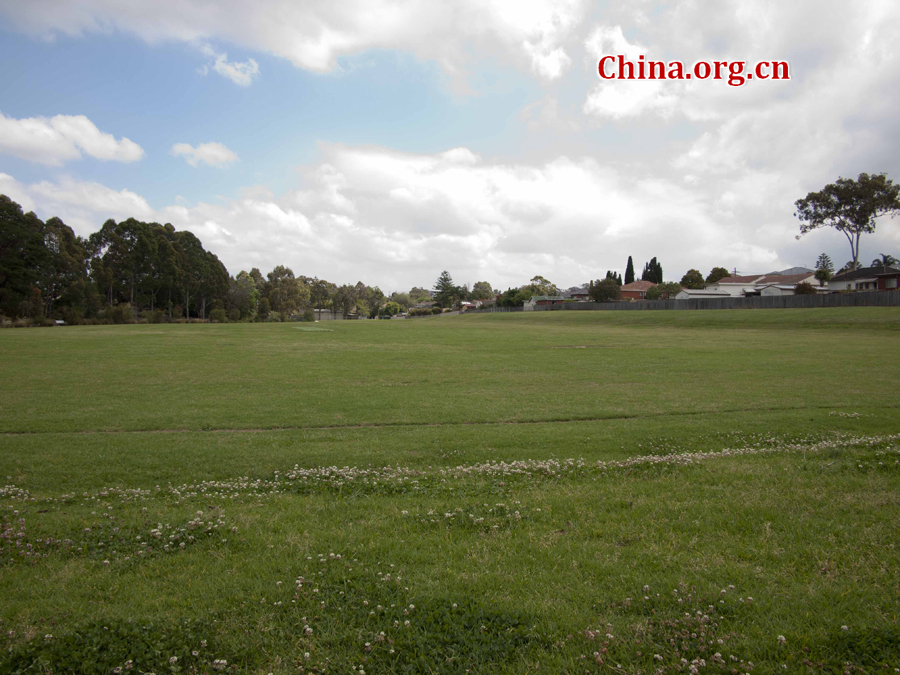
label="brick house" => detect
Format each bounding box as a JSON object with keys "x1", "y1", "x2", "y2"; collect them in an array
[{"x1": 619, "y1": 280, "x2": 656, "y2": 300}]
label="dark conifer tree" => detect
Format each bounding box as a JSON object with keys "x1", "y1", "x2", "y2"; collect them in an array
[{"x1": 624, "y1": 256, "x2": 635, "y2": 285}]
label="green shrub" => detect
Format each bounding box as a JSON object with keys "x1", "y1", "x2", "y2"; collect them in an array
[
  {"x1": 144, "y1": 309, "x2": 166, "y2": 324},
  {"x1": 106, "y1": 304, "x2": 134, "y2": 324},
  {"x1": 209, "y1": 308, "x2": 227, "y2": 323}
]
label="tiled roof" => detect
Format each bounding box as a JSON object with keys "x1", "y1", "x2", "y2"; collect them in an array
[
  {"x1": 715, "y1": 275, "x2": 763, "y2": 284},
  {"x1": 756, "y1": 273, "x2": 814, "y2": 285},
  {"x1": 620, "y1": 280, "x2": 657, "y2": 291},
  {"x1": 832, "y1": 265, "x2": 899, "y2": 282}
]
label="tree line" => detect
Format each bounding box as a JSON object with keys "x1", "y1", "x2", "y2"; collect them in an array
[
  {"x1": 1, "y1": 194, "x2": 233, "y2": 323},
  {"x1": 1, "y1": 195, "x2": 400, "y2": 324}
]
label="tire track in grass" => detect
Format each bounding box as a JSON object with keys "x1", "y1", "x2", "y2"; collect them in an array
[{"x1": 0, "y1": 404, "x2": 895, "y2": 436}]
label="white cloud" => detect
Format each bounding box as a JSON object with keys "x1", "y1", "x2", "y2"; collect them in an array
[
  {"x1": 0, "y1": 112, "x2": 144, "y2": 166},
  {"x1": 171, "y1": 142, "x2": 239, "y2": 168},
  {"x1": 0, "y1": 0, "x2": 584, "y2": 83},
  {"x1": 0, "y1": 173, "x2": 153, "y2": 233},
  {"x1": 582, "y1": 25, "x2": 681, "y2": 119},
  {"x1": 198, "y1": 43, "x2": 259, "y2": 85}
]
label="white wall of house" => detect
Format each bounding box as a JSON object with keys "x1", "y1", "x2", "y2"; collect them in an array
[
  {"x1": 704, "y1": 283, "x2": 757, "y2": 297},
  {"x1": 827, "y1": 276, "x2": 878, "y2": 292}
]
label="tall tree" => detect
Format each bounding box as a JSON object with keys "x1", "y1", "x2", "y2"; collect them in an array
[
  {"x1": 641, "y1": 257, "x2": 663, "y2": 284},
  {"x1": 0, "y1": 195, "x2": 50, "y2": 317},
  {"x1": 679, "y1": 269, "x2": 705, "y2": 289},
  {"x1": 265, "y1": 265, "x2": 306, "y2": 319},
  {"x1": 705, "y1": 267, "x2": 730, "y2": 284},
  {"x1": 308, "y1": 277, "x2": 336, "y2": 320},
  {"x1": 588, "y1": 278, "x2": 621, "y2": 302},
  {"x1": 470, "y1": 281, "x2": 494, "y2": 301},
  {"x1": 624, "y1": 256, "x2": 635, "y2": 285},
  {"x1": 409, "y1": 286, "x2": 430, "y2": 301},
  {"x1": 331, "y1": 284, "x2": 357, "y2": 318},
  {"x1": 230, "y1": 270, "x2": 261, "y2": 319},
  {"x1": 814, "y1": 253, "x2": 834, "y2": 287},
  {"x1": 37, "y1": 217, "x2": 90, "y2": 317},
  {"x1": 433, "y1": 270, "x2": 458, "y2": 308},
  {"x1": 390, "y1": 291, "x2": 412, "y2": 309},
  {"x1": 871, "y1": 253, "x2": 899, "y2": 267},
  {"x1": 605, "y1": 270, "x2": 622, "y2": 286},
  {"x1": 795, "y1": 173, "x2": 900, "y2": 271},
  {"x1": 365, "y1": 286, "x2": 386, "y2": 318},
  {"x1": 527, "y1": 275, "x2": 557, "y2": 296}
]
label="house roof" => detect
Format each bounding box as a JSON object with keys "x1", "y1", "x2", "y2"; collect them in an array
[
  {"x1": 677, "y1": 288, "x2": 731, "y2": 296},
  {"x1": 715, "y1": 275, "x2": 763, "y2": 284},
  {"x1": 560, "y1": 286, "x2": 589, "y2": 298},
  {"x1": 765, "y1": 266, "x2": 814, "y2": 276},
  {"x1": 832, "y1": 265, "x2": 899, "y2": 282},
  {"x1": 755, "y1": 273, "x2": 815, "y2": 285},
  {"x1": 620, "y1": 280, "x2": 657, "y2": 291}
]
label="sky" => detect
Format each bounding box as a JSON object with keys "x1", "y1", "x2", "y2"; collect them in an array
[{"x1": 1, "y1": 0, "x2": 899, "y2": 293}]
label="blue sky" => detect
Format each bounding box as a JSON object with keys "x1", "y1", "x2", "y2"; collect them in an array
[{"x1": 1, "y1": 1, "x2": 899, "y2": 292}]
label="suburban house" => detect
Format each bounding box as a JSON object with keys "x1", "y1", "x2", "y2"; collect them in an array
[
  {"x1": 619, "y1": 280, "x2": 656, "y2": 300},
  {"x1": 706, "y1": 271, "x2": 817, "y2": 296},
  {"x1": 523, "y1": 295, "x2": 565, "y2": 310},
  {"x1": 475, "y1": 298, "x2": 496, "y2": 308},
  {"x1": 828, "y1": 264, "x2": 900, "y2": 292},
  {"x1": 876, "y1": 267, "x2": 900, "y2": 290},
  {"x1": 561, "y1": 286, "x2": 590, "y2": 301}
]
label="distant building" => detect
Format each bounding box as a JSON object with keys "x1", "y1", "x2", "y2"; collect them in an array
[
  {"x1": 523, "y1": 295, "x2": 565, "y2": 310},
  {"x1": 560, "y1": 286, "x2": 590, "y2": 301},
  {"x1": 876, "y1": 267, "x2": 900, "y2": 291},
  {"x1": 619, "y1": 280, "x2": 656, "y2": 300},
  {"x1": 707, "y1": 272, "x2": 817, "y2": 297},
  {"x1": 828, "y1": 265, "x2": 900, "y2": 292}
]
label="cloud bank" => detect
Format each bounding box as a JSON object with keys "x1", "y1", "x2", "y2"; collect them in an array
[{"x1": 0, "y1": 113, "x2": 144, "y2": 166}]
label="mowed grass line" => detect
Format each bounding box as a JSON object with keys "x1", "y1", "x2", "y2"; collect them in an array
[
  {"x1": 0, "y1": 307, "x2": 898, "y2": 433},
  {"x1": 2, "y1": 407, "x2": 899, "y2": 496}
]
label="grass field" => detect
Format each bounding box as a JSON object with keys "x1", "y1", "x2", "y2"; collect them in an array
[{"x1": 1, "y1": 308, "x2": 899, "y2": 674}]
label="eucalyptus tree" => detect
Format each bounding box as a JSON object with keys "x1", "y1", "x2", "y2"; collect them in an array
[{"x1": 795, "y1": 173, "x2": 900, "y2": 271}]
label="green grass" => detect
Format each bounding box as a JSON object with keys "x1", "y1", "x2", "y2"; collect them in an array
[{"x1": 1, "y1": 308, "x2": 899, "y2": 674}]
